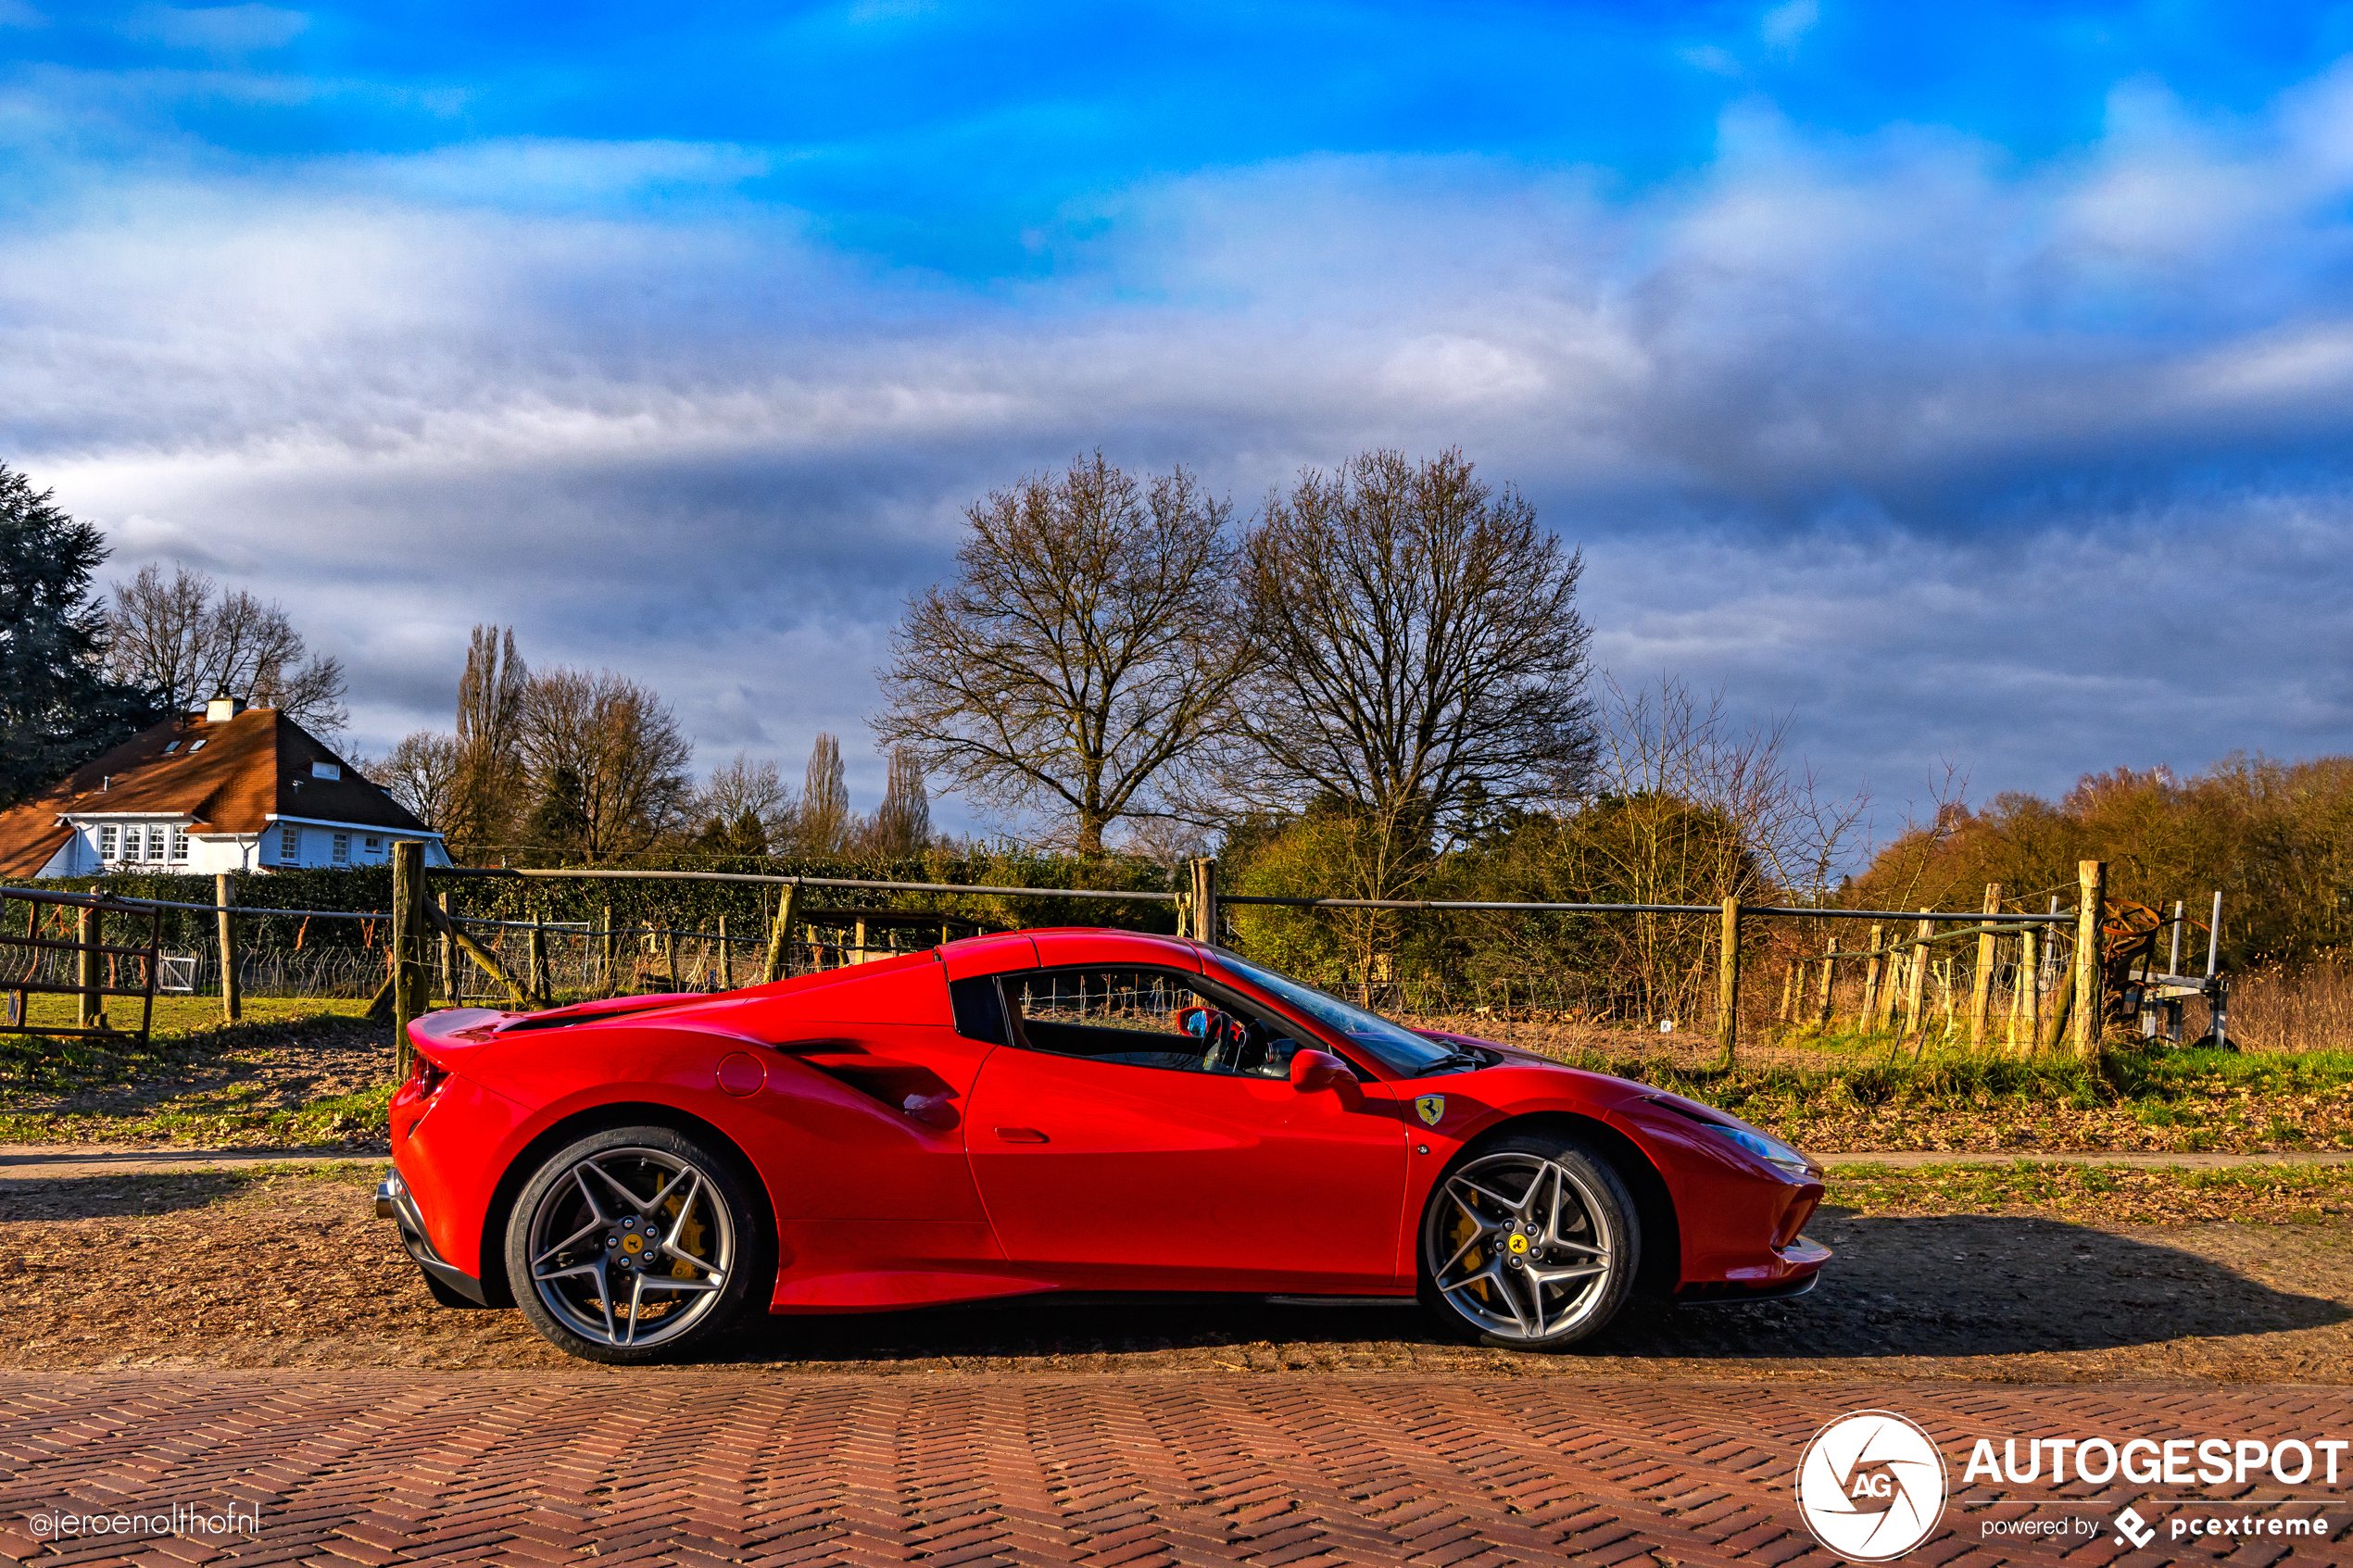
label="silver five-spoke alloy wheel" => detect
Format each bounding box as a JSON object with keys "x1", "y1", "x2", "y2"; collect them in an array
[
  {"x1": 1420, "y1": 1137, "x2": 1638, "y2": 1348},
  {"x1": 507, "y1": 1126, "x2": 759, "y2": 1362}
]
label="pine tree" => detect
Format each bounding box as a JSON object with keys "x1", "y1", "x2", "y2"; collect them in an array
[{"x1": 0, "y1": 464, "x2": 165, "y2": 807}]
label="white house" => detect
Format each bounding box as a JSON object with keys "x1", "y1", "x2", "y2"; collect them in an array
[{"x1": 0, "y1": 696, "x2": 451, "y2": 878}]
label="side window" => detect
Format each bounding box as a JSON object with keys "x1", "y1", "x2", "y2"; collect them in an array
[
  {"x1": 279, "y1": 825, "x2": 300, "y2": 864},
  {"x1": 97, "y1": 825, "x2": 120, "y2": 861},
  {"x1": 949, "y1": 975, "x2": 1010, "y2": 1045},
  {"x1": 1004, "y1": 967, "x2": 1314, "y2": 1077}
]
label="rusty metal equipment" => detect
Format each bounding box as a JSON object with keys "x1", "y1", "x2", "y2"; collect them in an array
[{"x1": 2104, "y1": 890, "x2": 2227, "y2": 1047}]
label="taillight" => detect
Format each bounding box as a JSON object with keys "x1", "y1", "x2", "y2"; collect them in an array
[{"x1": 413, "y1": 1060, "x2": 449, "y2": 1099}]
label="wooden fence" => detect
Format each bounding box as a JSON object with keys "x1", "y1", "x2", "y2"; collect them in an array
[
  {"x1": 0, "y1": 885, "x2": 164, "y2": 1044},
  {"x1": 19, "y1": 850, "x2": 2212, "y2": 1073}
]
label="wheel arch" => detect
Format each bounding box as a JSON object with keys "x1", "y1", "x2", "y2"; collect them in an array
[
  {"x1": 474, "y1": 1099, "x2": 777, "y2": 1310},
  {"x1": 1446, "y1": 1110, "x2": 1683, "y2": 1299}
]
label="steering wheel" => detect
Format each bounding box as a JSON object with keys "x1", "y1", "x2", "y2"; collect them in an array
[{"x1": 1176, "y1": 1005, "x2": 1260, "y2": 1071}]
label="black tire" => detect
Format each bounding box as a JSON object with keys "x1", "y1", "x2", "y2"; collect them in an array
[
  {"x1": 504, "y1": 1124, "x2": 764, "y2": 1365},
  {"x1": 1417, "y1": 1130, "x2": 1641, "y2": 1350}
]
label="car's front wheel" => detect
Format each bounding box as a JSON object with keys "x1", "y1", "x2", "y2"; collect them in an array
[
  {"x1": 1418, "y1": 1131, "x2": 1640, "y2": 1349},
  {"x1": 504, "y1": 1125, "x2": 761, "y2": 1364}
]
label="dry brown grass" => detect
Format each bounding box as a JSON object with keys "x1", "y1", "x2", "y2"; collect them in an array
[{"x1": 2224, "y1": 960, "x2": 2353, "y2": 1053}]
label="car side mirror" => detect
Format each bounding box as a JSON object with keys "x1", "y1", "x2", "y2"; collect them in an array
[{"x1": 1290, "y1": 1049, "x2": 1353, "y2": 1094}]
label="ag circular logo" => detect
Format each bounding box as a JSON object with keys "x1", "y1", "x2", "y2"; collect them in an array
[{"x1": 1793, "y1": 1410, "x2": 1947, "y2": 1562}]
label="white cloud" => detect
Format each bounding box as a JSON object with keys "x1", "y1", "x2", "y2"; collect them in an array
[
  {"x1": 122, "y1": 4, "x2": 308, "y2": 54},
  {"x1": 1759, "y1": 0, "x2": 1818, "y2": 53}
]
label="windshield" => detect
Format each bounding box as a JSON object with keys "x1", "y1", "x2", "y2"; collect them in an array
[{"x1": 1210, "y1": 952, "x2": 1473, "y2": 1078}]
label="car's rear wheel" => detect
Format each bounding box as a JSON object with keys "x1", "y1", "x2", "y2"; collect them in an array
[
  {"x1": 504, "y1": 1125, "x2": 758, "y2": 1364},
  {"x1": 1418, "y1": 1131, "x2": 1640, "y2": 1349}
]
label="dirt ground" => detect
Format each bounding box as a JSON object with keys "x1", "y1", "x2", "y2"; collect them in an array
[
  {"x1": 0, "y1": 1009, "x2": 394, "y2": 1149},
  {"x1": 0, "y1": 1165, "x2": 2345, "y2": 1384}
]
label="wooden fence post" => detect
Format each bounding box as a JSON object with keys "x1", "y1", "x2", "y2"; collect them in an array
[
  {"x1": 716, "y1": 915, "x2": 730, "y2": 991},
  {"x1": 1902, "y1": 909, "x2": 1932, "y2": 1037},
  {"x1": 75, "y1": 906, "x2": 99, "y2": 1031},
  {"x1": 1859, "y1": 923, "x2": 1884, "y2": 1028},
  {"x1": 2009, "y1": 929, "x2": 2035, "y2": 1055},
  {"x1": 1190, "y1": 857, "x2": 1220, "y2": 945},
  {"x1": 664, "y1": 926, "x2": 679, "y2": 990},
  {"x1": 1778, "y1": 961, "x2": 1794, "y2": 1023},
  {"x1": 391, "y1": 841, "x2": 426, "y2": 1077},
  {"x1": 1816, "y1": 932, "x2": 1837, "y2": 1030},
  {"x1": 600, "y1": 903, "x2": 616, "y2": 996},
  {"x1": 2074, "y1": 859, "x2": 2108, "y2": 1059},
  {"x1": 762, "y1": 884, "x2": 800, "y2": 985},
  {"x1": 1716, "y1": 896, "x2": 1741, "y2": 1066},
  {"x1": 436, "y1": 891, "x2": 456, "y2": 1003},
  {"x1": 526, "y1": 914, "x2": 548, "y2": 1002},
  {"x1": 1969, "y1": 883, "x2": 2000, "y2": 1047},
  {"x1": 215, "y1": 872, "x2": 242, "y2": 1023}
]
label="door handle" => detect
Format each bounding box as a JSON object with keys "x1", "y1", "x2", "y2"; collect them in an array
[{"x1": 993, "y1": 1126, "x2": 1050, "y2": 1144}]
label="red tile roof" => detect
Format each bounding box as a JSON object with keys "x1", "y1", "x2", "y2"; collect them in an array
[{"x1": 0, "y1": 709, "x2": 434, "y2": 876}]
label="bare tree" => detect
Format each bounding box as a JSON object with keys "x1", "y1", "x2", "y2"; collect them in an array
[
  {"x1": 868, "y1": 746, "x2": 932, "y2": 856},
  {"x1": 1227, "y1": 448, "x2": 1594, "y2": 874},
  {"x1": 1547, "y1": 674, "x2": 1871, "y2": 1024},
  {"x1": 875, "y1": 453, "x2": 1249, "y2": 855},
  {"x1": 105, "y1": 565, "x2": 349, "y2": 736},
  {"x1": 514, "y1": 668, "x2": 694, "y2": 862},
  {"x1": 799, "y1": 733, "x2": 852, "y2": 854},
  {"x1": 694, "y1": 751, "x2": 796, "y2": 854},
  {"x1": 365, "y1": 732, "x2": 464, "y2": 831},
  {"x1": 103, "y1": 565, "x2": 212, "y2": 712}
]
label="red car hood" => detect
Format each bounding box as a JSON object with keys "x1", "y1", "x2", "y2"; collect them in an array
[{"x1": 1411, "y1": 1025, "x2": 1796, "y2": 1148}]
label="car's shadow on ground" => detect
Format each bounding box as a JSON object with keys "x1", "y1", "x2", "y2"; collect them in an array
[
  {"x1": 701, "y1": 1210, "x2": 2348, "y2": 1367},
  {"x1": 0, "y1": 1170, "x2": 250, "y2": 1220}
]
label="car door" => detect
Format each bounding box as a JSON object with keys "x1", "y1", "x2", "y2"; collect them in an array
[{"x1": 961, "y1": 963, "x2": 1407, "y2": 1292}]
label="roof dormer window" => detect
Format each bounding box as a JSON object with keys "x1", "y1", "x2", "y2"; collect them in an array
[{"x1": 311, "y1": 762, "x2": 341, "y2": 781}]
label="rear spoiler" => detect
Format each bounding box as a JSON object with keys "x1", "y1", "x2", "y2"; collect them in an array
[{"x1": 494, "y1": 994, "x2": 704, "y2": 1035}]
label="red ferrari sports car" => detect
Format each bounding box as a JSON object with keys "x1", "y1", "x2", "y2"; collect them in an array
[{"x1": 376, "y1": 927, "x2": 1829, "y2": 1363}]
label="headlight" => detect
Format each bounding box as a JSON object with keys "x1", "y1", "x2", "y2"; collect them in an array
[{"x1": 1711, "y1": 1123, "x2": 1814, "y2": 1179}]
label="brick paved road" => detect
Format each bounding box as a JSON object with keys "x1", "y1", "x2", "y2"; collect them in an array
[{"x1": 0, "y1": 1374, "x2": 2345, "y2": 1566}]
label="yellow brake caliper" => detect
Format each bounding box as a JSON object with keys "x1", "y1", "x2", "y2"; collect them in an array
[{"x1": 1448, "y1": 1210, "x2": 1491, "y2": 1302}]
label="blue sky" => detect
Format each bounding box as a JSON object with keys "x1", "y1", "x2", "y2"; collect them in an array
[{"x1": 6, "y1": 2, "x2": 2353, "y2": 847}]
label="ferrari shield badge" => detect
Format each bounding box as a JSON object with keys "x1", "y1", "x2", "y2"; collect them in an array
[{"x1": 1415, "y1": 1095, "x2": 1445, "y2": 1127}]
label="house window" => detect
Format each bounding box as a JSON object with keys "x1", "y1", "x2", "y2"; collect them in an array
[
  {"x1": 280, "y1": 825, "x2": 300, "y2": 864},
  {"x1": 122, "y1": 825, "x2": 145, "y2": 863},
  {"x1": 170, "y1": 828, "x2": 190, "y2": 862},
  {"x1": 332, "y1": 832, "x2": 350, "y2": 864},
  {"x1": 187, "y1": 738, "x2": 206, "y2": 752},
  {"x1": 163, "y1": 741, "x2": 181, "y2": 754},
  {"x1": 363, "y1": 835, "x2": 384, "y2": 859},
  {"x1": 98, "y1": 825, "x2": 119, "y2": 861},
  {"x1": 312, "y1": 762, "x2": 342, "y2": 781}
]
